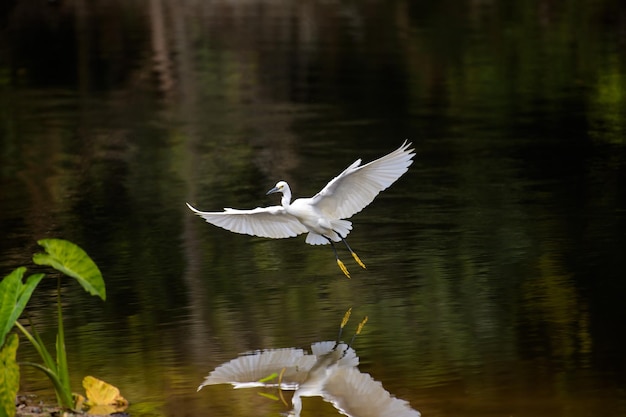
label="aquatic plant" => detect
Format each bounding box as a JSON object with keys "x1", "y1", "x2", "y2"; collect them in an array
[{"x1": 0, "y1": 239, "x2": 119, "y2": 416}]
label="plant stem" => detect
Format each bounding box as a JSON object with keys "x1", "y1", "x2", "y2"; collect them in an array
[{"x1": 55, "y1": 276, "x2": 73, "y2": 408}]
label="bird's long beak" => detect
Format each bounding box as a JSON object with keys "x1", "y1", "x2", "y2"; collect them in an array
[{"x1": 266, "y1": 186, "x2": 279, "y2": 195}]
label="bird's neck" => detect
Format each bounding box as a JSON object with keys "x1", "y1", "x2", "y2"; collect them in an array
[
  {"x1": 281, "y1": 187, "x2": 292, "y2": 207},
  {"x1": 290, "y1": 393, "x2": 303, "y2": 417}
]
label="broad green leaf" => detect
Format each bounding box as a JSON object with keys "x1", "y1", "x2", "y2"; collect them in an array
[
  {"x1": 17, "y1": 273, "x2": 45, "y2": 319},
  {"x1": 0, "y1": 268, "x2": 44, "y2": 347},
  {"x1": 33, "y1": 239, "x2": 106, "y2": 301},
  {"x1": 0, "y1": 334, "x2": 19, "y2": 417},
  {"x1": 0, "y1": 268, "x2": 22, "y2": 348}
]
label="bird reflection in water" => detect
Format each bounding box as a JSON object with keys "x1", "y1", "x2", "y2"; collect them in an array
[{"x1": 197, "y1": 309, "x2": 421, "y2": 417}]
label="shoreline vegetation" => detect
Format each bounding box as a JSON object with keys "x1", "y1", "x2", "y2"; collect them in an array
[{"x1": 16, "y1": 394, "x2": 128, "y2": 417}]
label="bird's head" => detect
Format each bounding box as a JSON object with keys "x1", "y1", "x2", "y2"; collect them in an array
[
  {"x1": 267, "y1": 181, "x2": 292, "y2": 206},
  {"x1": 266, "y1": 181, "x2": 289, "y2": 195}
]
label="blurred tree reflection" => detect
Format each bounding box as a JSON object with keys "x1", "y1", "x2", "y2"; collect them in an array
[{"x1": 1, "y1": 0, "x2": 625, "y2": 415}]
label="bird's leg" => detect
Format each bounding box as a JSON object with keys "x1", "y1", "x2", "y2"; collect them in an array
[
  {"x1": 277, "y1": 367, "x2": 288, "y2": 407},
  {"x1": 333, "y1": 307, "x2": 352, "y2": 349},
  {"x1": 325, "y1": 236, "x2": 351, "y2": 278},
  {"x1": 340, "y1": 237, "x2": 366, "y2": 269},
  {"x1": 334, "y1": 310, "x2": 368, "y2": 359},
  {"x1": 347, "y1": 316, "x2": 368, "y2": 349}
]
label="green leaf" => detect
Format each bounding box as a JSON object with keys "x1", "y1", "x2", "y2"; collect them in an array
[
  {"x1": 15, "y1": 321, "x2": 57, "y2": 375},
  {"x1": 0, "y1": 268, "x2": 22, "y2": 348},
  {"x1": 19, "y1": 362, "x2": 74, "y2": 409},
  {"x1": 33, "y1": 239, "x2": 106, "y2": 301},
  {"x1": 55, "y1": 299, "x2": 72, "y2": 406},
  {"x1": 0, "y1": 334, "x2": 19, "y2": 417},
  {"x1": 0, "y1": 268, "x2": 44, "y2": 347}
]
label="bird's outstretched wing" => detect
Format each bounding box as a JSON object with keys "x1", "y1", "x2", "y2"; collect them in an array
[
  {"x1": 198, "y1": 348, "x2": 317, "y2": 391},
  {"x1": 322, "y1": 367, "x2": 421, "y2": 417},
  {"x1": 186, "y1": 203, "x2": 308, "y2": 239},
  {"x1": 310, "y1": 141, "x2": 415, "y2": 220}
]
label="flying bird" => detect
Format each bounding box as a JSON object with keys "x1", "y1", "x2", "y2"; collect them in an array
[
  {"x1": 197, "y1": 310, "x2": 421, "y2": 417},
  {"x1": 187, "y1": 141, "x2": 415, "y2": 277}
]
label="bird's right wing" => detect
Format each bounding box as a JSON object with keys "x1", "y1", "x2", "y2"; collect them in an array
[
  {"x1": 309, "y1": 141, "x2": 414, "y2": 220},
  {"x1": 186, "y1": 203, "x2": 308, "y2": 239},
  {"x1": 198, "y1": 348, "x2": 317, "y2": 391},
  {"x1": 322, "y1": 367, "x2": 421, "y2": 417}
]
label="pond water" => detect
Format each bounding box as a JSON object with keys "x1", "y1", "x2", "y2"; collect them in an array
[{"x1": 2, "y1": 1, "x2": 626, "y2": 416}]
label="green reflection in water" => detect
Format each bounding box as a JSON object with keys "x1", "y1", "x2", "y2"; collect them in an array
[{"x1": 2, "y1": 0, "x2": 626, "y2": 416}]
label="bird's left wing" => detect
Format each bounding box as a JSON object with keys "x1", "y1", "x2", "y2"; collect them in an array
[
  {"x1": 322, "y1": 367, "x2": 421, "y2": 417},
  {"x1": 187, "y1": 203, "x2": 308, "y2": 239},
  {"x1": 198, "y1": 348, "x2": 317, "y2": 391},
  {"x1": 310, "y1": 141, "x2": 415, "y2": 220}
]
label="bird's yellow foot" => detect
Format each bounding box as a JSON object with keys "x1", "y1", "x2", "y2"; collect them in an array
[
  {"x1": 337, "y1": 259, "x2": 351, "y2": 278},
  {"x1": 351, "y1": 252, "x2": 366, "y2": 269},
  {"x1": 341, "y1": 308, "x2": 352, "y2": 328},
  {"x1": 356, "y1": 316, "x2": 368, "y2": 335}
]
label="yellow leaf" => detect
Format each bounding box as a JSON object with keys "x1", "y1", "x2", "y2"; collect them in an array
[
  {"x1": 85, "y1": 404, "x2": 120, "y2": 415},
  {"x1": 82, "y1": 375, "x2": 128, "y2": 413},
  {"x1": 73, "y1": 393, "x2": 86, "y2": 411}
]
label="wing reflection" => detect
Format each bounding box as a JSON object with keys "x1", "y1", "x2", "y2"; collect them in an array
[{"x1": 198, "y1": 316, "x2": 420, "y2": 417}]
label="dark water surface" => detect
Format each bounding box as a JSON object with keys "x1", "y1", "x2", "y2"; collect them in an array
[{"x1": 2, "y1": 1, "x2": 626, "y2": 416}]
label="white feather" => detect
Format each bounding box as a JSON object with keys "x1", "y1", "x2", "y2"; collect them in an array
[
  {"x1": 187, "y1": 141, "x2": 414, "y2": 246},
  {"x1": 186, "y1": 203, "x2": 308, "y2": 239},
  {"x1": 197, "y1": 339, "x2": 420, "y2": 417},
  {"x1": 197, "y1": 348, "x2": 316, "y2": 391},
  {"x1": 322, "y1": 367, "x2": 421, "y2": 417},
  {"x1": 310, "y1": 140, "x2": 415, "y2": 220}
]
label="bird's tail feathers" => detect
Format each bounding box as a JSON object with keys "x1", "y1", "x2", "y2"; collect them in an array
[
  {"x1": 305, "y1": 220, "x2": 352, "y2": 245},
  {"x1": 331, "y1": 219, "x2": 352, "y2": 238},
  {"x1": 306, "y1": 233, "x2": 330, "y2": 245}
]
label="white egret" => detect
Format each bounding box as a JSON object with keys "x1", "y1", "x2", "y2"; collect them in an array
[
  {"x1": 197, "y1": 310, "x2": 421, "y2": 417},
  {"x1": 186, "y1": 141, "x2": 415, "y2": 277}
]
